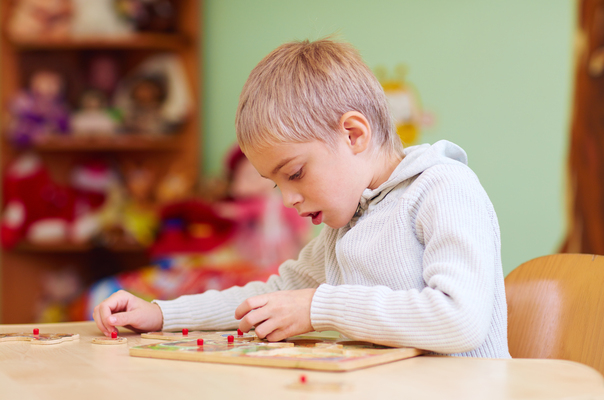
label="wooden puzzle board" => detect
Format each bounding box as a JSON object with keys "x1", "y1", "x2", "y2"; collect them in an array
[{"x1": 130, "y1": 331, "x2": 423, "y2": 371}]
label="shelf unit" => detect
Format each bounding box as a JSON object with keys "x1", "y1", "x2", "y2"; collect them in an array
[{"x1": 0, "y1": 0, "x2": 202, "y2": 323}]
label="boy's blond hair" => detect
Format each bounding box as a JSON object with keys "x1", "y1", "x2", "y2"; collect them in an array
[{"x1": 236, "y1": 38, "x2": 403, "y2": 156}]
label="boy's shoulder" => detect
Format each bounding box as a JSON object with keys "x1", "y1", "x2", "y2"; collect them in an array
[{"x1": 403, "y1": 159, "x2": 485, "y2": 200}]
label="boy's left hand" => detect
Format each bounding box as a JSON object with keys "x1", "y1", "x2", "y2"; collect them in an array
[{"x1": 235, "y1": 288, "x2": 316, "y2": 342}]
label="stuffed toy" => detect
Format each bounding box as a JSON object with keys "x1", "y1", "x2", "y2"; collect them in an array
[
  {"x1": 120, "y1": 161, "x2": 159, "y2": 246},
  {"x1": 216, "y1": 145, "x2": 311, "y2": 270},
  {"x1": 6, "y1": 70, "x2": 70, "y2": 148},
  {"x1": 70, "y1": 160, "x2": 119, "y2": 244},
  {"x1": 1, "y1": 154, "x2": 74, "y2": 248},
  {"x1": 114, "y1": 0, "x2": 177, "y2": 32},
  {"x1": 7, "y1": 0, "x2": 72, "y2": 40},
  {"x1": 376, "y1": 65, "x2": 433, "y2": 145},
  {"x1": 113, "y1": 54, "x2": 192, "y2": 135},
  {"x1": 70, "y1": 90, "x2": 120, "y2": 136},
  {"x1": 149, "y1": 200, "x2": 235, "y2": 258},
  {"x1": 71, "y1": 0, "x2": 133, "y2": 37}
]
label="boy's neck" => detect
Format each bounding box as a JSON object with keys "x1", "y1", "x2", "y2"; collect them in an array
[{"x1": 367, "y1": 151, "x2": 403, "y2": 190}]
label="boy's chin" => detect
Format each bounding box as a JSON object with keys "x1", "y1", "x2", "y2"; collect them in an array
[{"x1": 324, "y1": 219, "x2": 348, "y2": 230}]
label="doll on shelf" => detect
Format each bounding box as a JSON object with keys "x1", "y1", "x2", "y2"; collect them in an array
[
  {"x1": 6, "y1": 69, "x2": 70, "y2": 148},
  {"x1": 216, "y1": 144, "x2": 312, "y2": 272},
  {"x1": 113, "y1": 54, "x2": 192, "y2": 135},
  {"x1": 120, "y1": 161, "x2": 160, "y2": 246},
  {"x1": 114, "y1": 0, "x2": 177, "y2": 33},
  {"x1": 7, "y1": 0, "x2": 72, "y2": 40},
  {"x1": 70, "y1": 89, "x2": 120, "y2": 136},
  {"x1": 121, "y1": 74, "x2": 170, "y2": 135}
]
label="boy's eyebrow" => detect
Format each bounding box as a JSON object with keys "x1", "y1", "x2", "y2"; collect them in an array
[{"x1": 271, "y1": 157, "x2": 297, "y2": 175}]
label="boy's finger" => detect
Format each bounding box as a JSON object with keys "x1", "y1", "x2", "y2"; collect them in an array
[
  {"x1": 265, "y1": 328, "x2": 288, "y2": 343},
  {"x1": 92, "y1": 306, "x2": 110, "y2": 336},
  {"x1": 238, "y1": 307, "x2": 269, "y2": 333},
  {"x1": 234, "y1": 295, "x2": 268, "y2": 319},
  {"x1": 253, "y1": 318, "x2": 280, "y2": 340},
  {"x1": 98, "y1": 302, "x2": 120, "y2": 335},
  {"x1": 108, "y1": 311, "x2": 137, "y2": 329}
]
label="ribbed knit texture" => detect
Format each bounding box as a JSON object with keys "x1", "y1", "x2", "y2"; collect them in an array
[{"x1": 154, "y1": 140, "x2": 510, "y2": 358}]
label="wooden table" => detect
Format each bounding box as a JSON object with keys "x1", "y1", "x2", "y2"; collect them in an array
[{"x1": 1, "y1": 322, "x2": 603, "y2": 399}]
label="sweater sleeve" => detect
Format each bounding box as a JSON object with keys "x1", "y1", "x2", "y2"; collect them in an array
[
  {"x1": 310, "y1": 165, "x2": 498, "y2": 354},
  {"x1": 154, "y1": 231, "x2": 328, "y2": 331}
]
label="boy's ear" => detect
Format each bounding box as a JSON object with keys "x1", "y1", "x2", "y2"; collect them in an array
[{"x1": 339, "y1": 111, "x2": 371, "y2": 154}]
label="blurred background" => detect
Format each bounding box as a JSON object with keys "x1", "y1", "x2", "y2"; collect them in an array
[{"x1": 0, "y1": 0, "x2": 581, "y2": 324}]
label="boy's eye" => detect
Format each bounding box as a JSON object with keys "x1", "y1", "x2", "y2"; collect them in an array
[
  {"x1": 273, "y1": 184, "x2": 277, "y2": 189},
  {"x1": 288, "y1": 169, "x2": 303, "y2": 181}
]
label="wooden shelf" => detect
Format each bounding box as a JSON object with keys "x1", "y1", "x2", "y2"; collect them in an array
[
  {"x1": 15, "y1": 241, "x2": 147, "y2": 253},
  {"x1": 32, "y1": 135, "x2": 182, "y2": 152},
  {"x1": 8, "y1": 33, "x2": 191, "y2": 51},
  {"x1": 0, "y1": 0, "x2": 200, "y2": 324}
]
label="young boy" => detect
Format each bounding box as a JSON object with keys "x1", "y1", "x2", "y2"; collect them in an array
[{"x1": 94, "y1": 38, "x2": 510, "y2": 358}]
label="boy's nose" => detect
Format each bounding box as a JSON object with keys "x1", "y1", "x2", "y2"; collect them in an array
[{"x1": 281, "y1": 189, "x2": 302, "y2": 208}]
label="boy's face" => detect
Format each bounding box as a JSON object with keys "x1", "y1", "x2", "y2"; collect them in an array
[{"x1": 245, "y1": 136, "x2": 368, "y2": 229}]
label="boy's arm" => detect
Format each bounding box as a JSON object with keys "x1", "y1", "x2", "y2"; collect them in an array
[
  {"x1": 310, "y1": 166, "x2": 500, "y2": 354},
  {"x1": 154, "y1": 232, "x2": 327, "y2": 331}
]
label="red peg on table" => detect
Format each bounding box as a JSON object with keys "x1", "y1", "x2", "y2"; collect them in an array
[
  {"x1": 197, "y1": 338, "x2": 204, "y2": 346},
  {"x1": 300, "y1": 375, "x2": 307, "y2": 384},
  {"x1": 237, "y1": 329, "x2": 243, "y2": 336},
  {"x1": 33, "y1": 328, "x2": 39, "y2": 335},
  {"x1": 182, "y1": 328, "x2": 188, "y2": 336},
  {"x1": 111, "y1": 331, "x2": 117, "y2": 339},
  {"x1": 227, "y1": 335, "x2": 234, "y2": 343}
]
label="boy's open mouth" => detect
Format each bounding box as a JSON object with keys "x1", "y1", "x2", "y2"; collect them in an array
[{"x1": 300, "y1": 211, "x2": 322, "y2": 225}]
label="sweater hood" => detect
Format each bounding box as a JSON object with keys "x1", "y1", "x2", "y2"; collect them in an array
[{"x1": 356, "y1": 140, "x2": 468, "y2": 215}]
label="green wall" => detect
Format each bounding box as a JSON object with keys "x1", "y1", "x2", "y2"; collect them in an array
[{"x1": 202, "y1": 0, "x2": 575, "y2": 275}]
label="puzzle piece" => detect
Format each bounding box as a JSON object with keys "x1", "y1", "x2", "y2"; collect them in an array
[
  {"x1": 92, "y1": 336, "x2": 128, "y2": 345},
  {"x1": 0, "y1": 333, "x2": 79, "y2": 345},
  {"x1": 131, "y1": 330, "x2": 423, "y2": 371}
]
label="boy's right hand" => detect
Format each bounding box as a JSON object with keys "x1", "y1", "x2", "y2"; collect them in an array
[{"x1": 93, "y1": 290, "x2": 163, "y2": 337}]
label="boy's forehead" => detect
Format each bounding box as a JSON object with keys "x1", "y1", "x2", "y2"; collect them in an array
[{"x1": 244, "y1": 145, "x2": 299, "y2": 177}]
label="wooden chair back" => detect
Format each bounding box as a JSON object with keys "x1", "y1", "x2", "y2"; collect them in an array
[{"x1": 505, "y1": 254, "x2": 604, "y2": 376}]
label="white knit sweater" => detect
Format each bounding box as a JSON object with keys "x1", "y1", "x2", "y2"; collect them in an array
[{"x1": 155, "y1": 140, "x2": 511, "y2": 358}]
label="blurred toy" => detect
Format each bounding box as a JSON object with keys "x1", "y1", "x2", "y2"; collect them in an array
[
  {"x1": 114, "y1": 54, "x2": 192, "y2": 135},
  {"x1": 7, "y1": 0, "x2": 72, "y2": 40},
  {"x1": 150, "y1": 200, "x2": 235, "y2": 258},
  {"x1": 155, "y1": 163, "x2": 195, "y2": 204},
  {"x1": 96, "y1": 182, "x2": 130, "y2": 245},
  {"x1": 70, "y1": 161, "x2": 119, "y2": 244},
  {"x1": 36, "y1": 267, "x2": 83, "y2": 323},
  {"x1": 70, "y1": 90, "x2": 120, "y2": 136},
  {"x1": 114, "y1": 0, "x2": 177, "y2": 32},
  {"x1": 6, "y1": 70, "x2": 70, "y2": 148},
  {"x1": 88, "y1": 55, "x2": 121, "y2": 97},
  {"x1": 71, "y1": 0, "x2": 133, "y2": 37},
  {"x1": 121, "y1": 161, "x2": 160, "y2": 245},
  {"x1": 376, "y1": 65, "x2": 434, "y2": 145},
  {"x1": 216, "y1": 145, "x2": 311, "y2": 270},
  {"x1": 123, "y1": 74, "x2": 168, "y2": 134},
  {"x1": 1, "y1": 154, "x2": 73, "y2": 248}
]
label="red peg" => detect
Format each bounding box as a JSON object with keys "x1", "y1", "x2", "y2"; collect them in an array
[
  {"x1": 33, "y1": 328, "x2": 39, "y2": 335},
  {"x1": 300, "y1": 375, "x2": 307, "y2": 384},
  {"x1": 237, "y1": 329, "x2": 243, "y2": 336},
  {"x1": 111, "y1": 331, "x2": 117, "y2": 339},
  {"x1": 182, "y1": 328, "x2": 188, "y2": 336},
  {"x1": 197, "y1": 338, "x2": 204, "y2": 346},
  {"x1": 227, "y1": 335, "x2": 234, "y2": 343}
]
